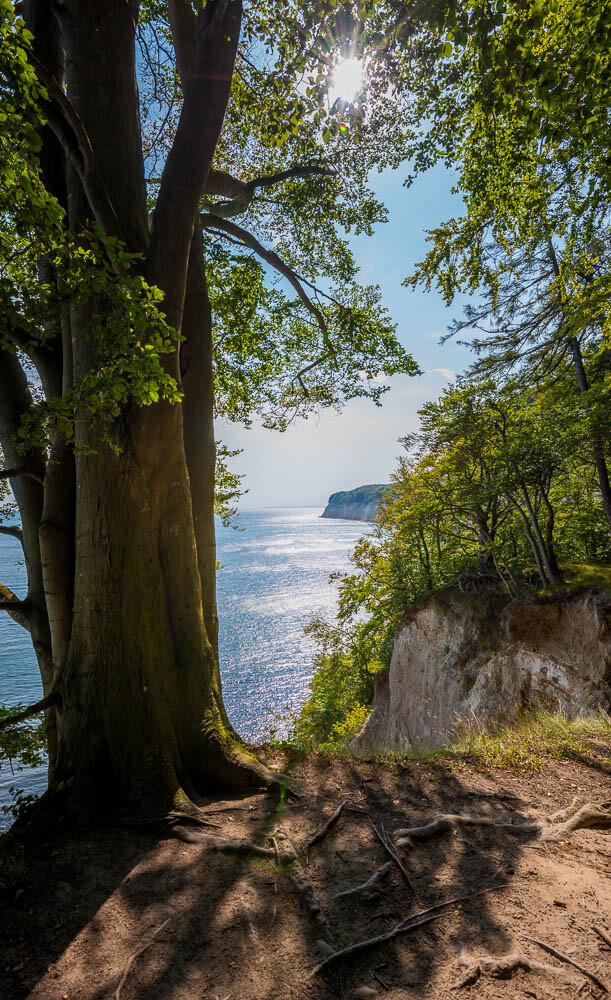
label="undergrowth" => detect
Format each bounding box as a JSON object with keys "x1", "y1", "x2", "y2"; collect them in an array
[
  {"x1": 390, "y1": 710, "x2": 611, "y2": 771},
  {"x1": 304, "y1": 710, "x2": 611, "y2": 772}
]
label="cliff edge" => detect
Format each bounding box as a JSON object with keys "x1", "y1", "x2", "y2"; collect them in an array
[
  {"x1": 321, "y1": 483, "x2": 389, "y2": 522},
  {"x1": 352, "y1": 581, "x2": 611, "y2": 753}
]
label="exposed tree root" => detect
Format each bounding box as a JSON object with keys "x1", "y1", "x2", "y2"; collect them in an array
[
  {"x1": 334, "y1": 861, "x2": 393, "y2": 904},
  {"x1": 274, "y1": 829, "x2": 337, "y2": 948},
  {"x1": 208, "y1": 839, "x2": 277, "y2": 860},
  {"x1": 452, "y1": 949, "x2": 577, "y2": 989},
  {"x1": 306, "y1": 799, "x2": 349, "y2": 850},
  {"x1": 371, "y1": 821, "x2": 417, "y2": 895},
  {"x1": 310, "y1": 884, "x2": 507, "y2": 976},
  {"x1": 114, "y1": 917, "x2": 171, "y2": 1000},
  {"x1": 395, "y1": 798, "x2": 611, "y2": 848},
  {"x1": 520, "y1": 932, "x2": 609, "y2": 993}
]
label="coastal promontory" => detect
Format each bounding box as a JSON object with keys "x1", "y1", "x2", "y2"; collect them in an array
[{"x1": 321, "y1": 483, "x2": 389, "y2": 522}]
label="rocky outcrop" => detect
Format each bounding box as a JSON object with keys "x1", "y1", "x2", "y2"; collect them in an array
[
  {"x1": 351, "y1": 584, "x2": 611, "y2": 753},
  {"x1": 322, "y1": 484, "x2": 389, "y2": 522}
]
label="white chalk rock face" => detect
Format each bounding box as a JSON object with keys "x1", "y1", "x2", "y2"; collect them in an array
[{"x1": 351, "y1": 586, "x2": 611, "y2": 753}]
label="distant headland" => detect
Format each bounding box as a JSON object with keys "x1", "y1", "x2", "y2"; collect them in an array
[{"x1": 321, "y1": 484, "x2": 389, "y2": 522}]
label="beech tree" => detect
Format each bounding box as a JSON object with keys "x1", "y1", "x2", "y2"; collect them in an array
[{"x1": 0, "y1": 0, "x2": 417, "y2": 816}]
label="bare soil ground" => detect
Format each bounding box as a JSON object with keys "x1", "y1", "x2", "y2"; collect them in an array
[{"x1": 1, "y1": 745, "x2": 610, "y2": 1000}]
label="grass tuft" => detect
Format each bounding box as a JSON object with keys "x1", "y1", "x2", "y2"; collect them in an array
[{"x1": 357, "y1": 710, "x2": 611, "y2": 771}]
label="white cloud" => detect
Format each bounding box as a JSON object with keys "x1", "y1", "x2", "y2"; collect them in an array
[{"x1": 431, "y1": 367, "x2": 456, "y2": 381}]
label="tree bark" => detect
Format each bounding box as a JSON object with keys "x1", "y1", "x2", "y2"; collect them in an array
[
  {"x1": 546, "y1": 240, "x2": 611, "y2": 534},
  {"x1": 40, "y1": 0, "x2": 272, "y2": 816},
  {"x1": 181, "y1": 229, "x2": 220, "y2": 655},
  {"x1": 0, "y1": 349, "x2": 57, "y2": 762},
  {"x1": 568, "y1": 336, "x2": 611, "y2": 533}
]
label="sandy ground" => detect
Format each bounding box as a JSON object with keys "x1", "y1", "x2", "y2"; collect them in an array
[{"x1": 1, "y1": 745, "x2": 610, "y2": 1000}]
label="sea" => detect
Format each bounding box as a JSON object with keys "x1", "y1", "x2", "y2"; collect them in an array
[{"x1": 0, "y1": 507, "x2": 368, "y2": 821}]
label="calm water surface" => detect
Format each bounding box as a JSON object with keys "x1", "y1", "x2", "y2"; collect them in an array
[{"x1": 0, "y1": 507, "x2": 367, "y2": 818}]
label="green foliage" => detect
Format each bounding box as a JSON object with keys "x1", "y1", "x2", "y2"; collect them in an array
[
  {"x1": 325, "y1": 483, "x2": 389, "y2": 508},
  {"x1": 283, "y1": 616, "x2": 378, "y2": 752},
  {"x1": 294, "y1": 369, "x2": 611, "y2": 750},
  {"x1": 0, "y1": 707, "x2": 46, "y2": 775},
  {"x1": 214, "y1": 442, "x2": 246, "y2": 527}
]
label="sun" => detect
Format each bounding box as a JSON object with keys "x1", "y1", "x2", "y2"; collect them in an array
[{"x1": 329, "y1": 57, "x2": 363, "y2": 104}]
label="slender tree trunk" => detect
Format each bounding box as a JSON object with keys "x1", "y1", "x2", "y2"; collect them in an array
[
  {"x1": 512, "y1": 500, "x2": 548, "y2": 587},
  {"x1": 182, "y1": 228, "x2": 220, "y2": 656},
  {"x1": 518, "y1": 482, "x2": 556, "y2": 583},
  {"x1": 568, "y1": 336, "x2": 611, "y2": 533},
  {"x1": 0, "y1": 351, "x2": 56, "y2": 766},
  {"x1": 541, "y1": 488, "x2": 561, "y2": 578},
  {"x1": 547, "y1": 240, "x2": 611, "y2": 533}
]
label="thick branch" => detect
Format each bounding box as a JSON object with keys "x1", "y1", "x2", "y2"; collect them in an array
[
  {"x1": 0, "y1": 465, "x2": 45, "y2": 485},
  {"x1": 0, "y1": 524, "x2": 23, "y2": 541},
  {"x1": 168, "y1": 0, "x2": 196, "y2": 90},
  {"x1": 29, "y1": 54, "x2": 124, "y2": 242},
  {"x1": 147, "y1": 0, "x2": 244, "y2": 329},
  {"x1": 249, "y1": 164, "x2": 335, "y2": 190},
  {"x1": 201, "y1": 164, "x2": 334, "y2": 218},
  {"x1": 0, "y1": 581, "x2": 32, "y2": 632},
  {"x1": 0, "y1": 691, "x2": 59, "y2": 732}
]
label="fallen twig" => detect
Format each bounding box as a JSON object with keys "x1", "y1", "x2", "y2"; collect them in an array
[
  {"x1": 115, "y1": 917, "x2": 171, "y2": 1000},
  {"x1": 371, "y1": 821, "x2": 417, "y2": 895},
  {"x1": 306, "y1": 799, "x2": 349, "y2": 850},
  {"x1": 310, "y1": 911, "x2": 446, "y2": 975},
  {"x1": 311, "y1": 883, "x2": 508, "y2": 976},
  {"x1": 371, "y1": 967, "x2": 390, "y2": 990},
  {"x1": 594, "y1": 925, "x2": 611, "y2": 949},
  {"x1": 520, "y1": 932, "x2": 609, "y2": 993}
]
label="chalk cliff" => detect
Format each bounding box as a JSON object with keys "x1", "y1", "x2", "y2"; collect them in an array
[
  {"x1": 351, "y1": 582, "x2": 611, "y2": 753},
  {"x1": 321, "y1": 484, "x2": 389, "y2": 522}
]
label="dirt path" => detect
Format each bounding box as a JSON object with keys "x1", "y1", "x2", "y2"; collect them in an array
[{"x1": 1, "y1": 747, "x2": 610, "y2": 1000}]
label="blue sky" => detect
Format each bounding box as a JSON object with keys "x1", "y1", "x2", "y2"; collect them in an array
[{"x1": 218, "y1": 163, "x2": 471, "y2": 507}]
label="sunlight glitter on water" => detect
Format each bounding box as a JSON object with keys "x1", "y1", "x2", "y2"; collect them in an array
[{"x1": 0, "y1": 507, "x2": 369, "y2": 818}]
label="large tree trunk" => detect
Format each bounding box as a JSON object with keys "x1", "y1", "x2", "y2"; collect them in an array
[
  {"x1": 54, "y1": 410, "x2": 270, "y2": 815},
  {"x1": 44, "y1": 0, "x2": 271, "y2": 817}
]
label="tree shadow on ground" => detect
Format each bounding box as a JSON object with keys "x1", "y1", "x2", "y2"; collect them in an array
[{"x1": 0, "y1": 745, "x2": 609, "y2": 1000}]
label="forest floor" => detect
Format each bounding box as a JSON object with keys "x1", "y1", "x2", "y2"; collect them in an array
[{"x1": 0, "y1": 741, "x2": 610, "y2": 1000}]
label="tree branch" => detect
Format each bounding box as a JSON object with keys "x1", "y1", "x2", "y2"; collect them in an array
[
  {"x1": 147, "y1": 0, "x2": 244, "y2": 325},
  {"x1": 249, "y1": 164, "x2": 335, "y2": 190},
  {"x1": 0, "y1": 466, "x2": 45, "y2": 485},
  {"x1": 0, "y1": 691, "x2": 59, "y2": 732},
  {"x1": 0, "y1": 524, "x2": 22, "y2": 541},
  {"x1": 200, "y1": 214, "x2": 331, "y2": 345},
  {"x1": 29, "y1": 54, "x2": 124, "y2": 242},
  {"x1": 0, "y1": 582, "x2": 31, "y2": 632},
  {"x1": 168, "y1": 0, "x2": 196, "y2": 91},
  {"x1": 201, "y1": 164, "x2": 334, "y2": 218}
]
